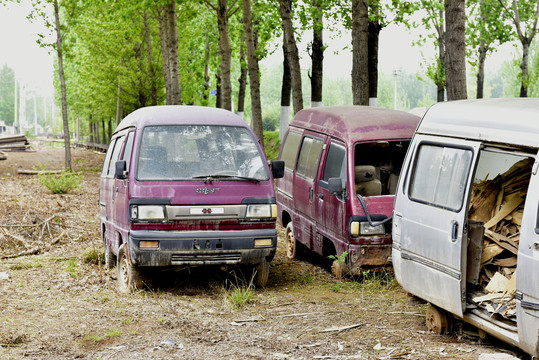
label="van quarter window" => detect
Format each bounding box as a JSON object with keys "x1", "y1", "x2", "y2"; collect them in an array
[
  {"x1": 296, "y1": 137, "x2": 323, "y2": 179},
  {"x1": 280, "y1": 131, "x2": 302, "y2": 170},
  {"x1": 121, "y1": 131, "x2": 135, "y2": 164},
  {"x1": 409, "y1": 144, "x2": 473, "y2": 211}
]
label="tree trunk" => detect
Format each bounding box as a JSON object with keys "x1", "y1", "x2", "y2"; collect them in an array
[
  {"x1": 520, "y1": 40, "x2": 530, "y2": 97},
  {"x1": 158, "y1": 1, "x2": 181, "y2": 105},
  {"x1": 53, "y1": 0, "x2": 71, "y2": 171},
  {"x1": 217, "y1": 0, "x2": 232, "y2": 111},
  {"x1": 203, "y1": 34, "x2": 211, "y2": 106},
  {"x1": 476, "y1": 40, "x2": 487, "y2": 98},
  {"x1": 143, "y1": 10, "x2": 158, "y2": 106},
  {"x1": 445, "y1": 0, "x2": 467, "y2": 100},
  {"x1": 279, "y1": 0, "x2": 303, "y2": 114},
  {"x1": 368, "y1": 20, "x2": 381, "y2": 106},
  {"x1": 215, "y1": 73, "x2": 222, "y2": 108},
  {"x1": 311, "y1": 0, "x2": 323, "y2": 108},
  {"x1": 242, "y1": 0, "x2": 264, "y2": 147},
  {"x1": 237, "y1": 42, "x2": 247, "y2": 117},
  {"x1": 116, "y1": 77, "x2": 122, "y2": 125},
  {"x1": 108, "y1": 118, "x2": 112, "y2": 142},
  {"x1": 351, "y1": 0, "x2": 369, "y2": 105},
  {"x1": 280, "y1": 43, "x2": 291, "y2": 140},
  {"x1": 101, "y1": 119, "x2": 106, "y2": 144}
]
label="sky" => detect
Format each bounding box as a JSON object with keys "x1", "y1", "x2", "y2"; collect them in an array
[
  {"x1": 0, "y1": 1, "x2": 54, "y2": 97},
  {"x1": 0, "y1": 2, "x2": 516, "y2": 100}
]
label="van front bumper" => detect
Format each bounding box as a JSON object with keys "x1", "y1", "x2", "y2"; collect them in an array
[
  {"x1": 127, "y1": 229, "x2": 277, "y2": 267},
  {"x1": 348, "y1": 237, "x2": 392, "y2": 274}
]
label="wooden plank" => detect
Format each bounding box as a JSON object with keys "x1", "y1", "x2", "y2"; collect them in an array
[
  {"x1": 481, "y1": 242, "x2": 505, "y2": 264},
  {"x1": 484, "y1": 230, "x2": 519, "y2": 255},
  {"x1": 493, "y1": 256, "x2": 517, "y2": 267},
  {"x1": 484, "y1": 192, "x2": 524, "y2": 230}
]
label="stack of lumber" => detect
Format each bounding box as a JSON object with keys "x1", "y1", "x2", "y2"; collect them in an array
[
  {"x1": 468, "y1": 158, "x2": 531, "y2": 321},
  {"x1": 0, "y1": 135, "x2": 30, "y2": 151}
]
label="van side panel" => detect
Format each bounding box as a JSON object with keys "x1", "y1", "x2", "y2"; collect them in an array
[{"x1": 516, "y1": 154, "x2": 539, "y2": 357}]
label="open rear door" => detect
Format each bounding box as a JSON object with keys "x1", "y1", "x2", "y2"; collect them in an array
[
  {"x1": 516, "y1": 153, "x2": 539, "y2": 357},
  {"x1": 395, "y1": 135, "x2": 481, "y2": 317}
]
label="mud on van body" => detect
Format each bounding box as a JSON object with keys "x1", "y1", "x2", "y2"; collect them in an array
[
  {"x1": 276, "y1": 106, "x2": 420, "y2": 275},
  {"x1": 99, "y1": 106, "x2": 284, "y2": 292},
  {"x1": 392, "y1": 98, "x2": 539, "y2": 357}
]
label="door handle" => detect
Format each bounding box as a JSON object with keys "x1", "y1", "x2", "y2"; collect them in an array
[
  {"x1": 309, "y1": 188, "x2": 313, "y2": 202},
  {"x1": 318, "y1": 193, "x2": 324, "y2": 200},
  {"x1": 451, "y1": 221, "x2": 459, "y2": 242}
]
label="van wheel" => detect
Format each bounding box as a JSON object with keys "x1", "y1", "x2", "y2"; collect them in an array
[
  {"x1": 426, "y1": 303, "x2": 451, "y2": 334},
  {"x1": 117, "y1": 246, "x2": 144, "y2": 293},
  {"x1": 104, "y1": 244, "x2": 116, "y2": 270},
  {"x1": 285, "y1": 222, "x2": 297, "y2": 259},
  {"x1": 331, "y1": 261, "x2": 345, "y2": 279},
  {"x1": 253, "y1": 258, "x2": 270, "y2": 288}
]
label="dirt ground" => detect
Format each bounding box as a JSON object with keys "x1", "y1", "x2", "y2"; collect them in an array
[{"x1": 0, "y1": 142, "x2": 527, "y2": 359}]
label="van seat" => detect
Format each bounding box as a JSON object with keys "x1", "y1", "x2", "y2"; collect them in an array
[{"x1": 355, "y1": 165, "x2": 382, "y2": 196}]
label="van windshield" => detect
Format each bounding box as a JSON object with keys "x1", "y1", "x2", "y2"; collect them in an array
[{"x1": 136, "y1": 125, "x2": 269, "y2": 181}]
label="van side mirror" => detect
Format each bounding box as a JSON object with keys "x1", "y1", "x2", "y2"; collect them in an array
[
  {"x1": 115, "y1": 160, "x2": 127, "y2": 179},
  {"x1": 271, "y1": 160, "x2": 285, "y2": 179},
  {"x1": 328, "y1": 177, "x2": 343, "y2": 195}
]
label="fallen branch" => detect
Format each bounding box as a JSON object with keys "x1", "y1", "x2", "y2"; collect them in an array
[
  {"x1": 1, "y1": 247, "x2": 40, "y2": 259},
  {"x1": 17, "y1": 169, "x2": 63, "y2": 175},
  {"x1": 320, "y1": 323, "x2": 362, "y2": 333}
]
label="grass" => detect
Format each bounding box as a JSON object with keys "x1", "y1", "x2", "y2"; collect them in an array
[
  {"x1": 225, "y1": 286, "x2": 255, "y2": 309},
  {"x1": 83, "y1": 247, "x2": 104, "y2": 265},
  {"x1": 37, "y1": 168, "x2": 84, "y2": 194},
  {"x1": 10, "y1": 259, "x2": 43, "y2": 270},
  {"x1": 263, "y1": 131, "x2": 281, "y2": 161}
]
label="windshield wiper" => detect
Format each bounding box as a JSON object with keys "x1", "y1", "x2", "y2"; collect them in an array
[{"x1": 192, "y1": 174, "x2": 260, "y2": 183}]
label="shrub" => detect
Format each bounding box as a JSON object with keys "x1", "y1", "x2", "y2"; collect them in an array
[
  {"x1": 38, "y1": 171, "x2": 83, "y2": 194},
  {"x1": 263, "y1": 131, "x2": 281, "y2": 161}
]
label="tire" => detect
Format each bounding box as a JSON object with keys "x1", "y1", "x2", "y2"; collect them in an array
[
  {"x1": 253, "y1": 258, "x2": 270, "y2": 288},
  {"x1": 103, "y1": 231, "x2": 116, "y2": 270},
  {"x1": 285, "y1": 222, "x2": 296, "y2": 259},
  {"x1": 331, "y1": 260, "x2": 344, "y2": 279},
  {"x1": 426, "y1": 303, "x2": 451, "y2": 334},
  {"x1": 117, "y1": 246, "x2": 144, "y2": 293}
]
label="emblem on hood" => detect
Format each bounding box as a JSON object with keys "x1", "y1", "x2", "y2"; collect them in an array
[{"x1": 196, "y1": 187, "x2": 220, "y2": 195}]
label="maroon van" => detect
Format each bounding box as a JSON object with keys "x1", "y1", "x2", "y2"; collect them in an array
[
  {"x1": 276, "y1": 106, "x2": 420, "y2": 276},
  {"x1": 99, "y1": 106, "x2": 284, "y2": 292}
]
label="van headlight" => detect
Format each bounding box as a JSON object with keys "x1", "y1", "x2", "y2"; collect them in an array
[
  {"x1": 359, "y1": 222, "x2": 385, "y2": 235},
  {"x1": 246, "y1": 204, "x2": 274, "y2": 219},
  {"x1": 131, "y1": 205, "x2": 166, "y2": 220}
]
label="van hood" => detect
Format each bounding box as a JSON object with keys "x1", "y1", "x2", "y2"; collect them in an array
[{"x1": 130, "y1": 180, "x2": 276, "y2": 205}]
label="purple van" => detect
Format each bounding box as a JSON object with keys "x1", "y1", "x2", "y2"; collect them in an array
[
  {"x1": 99, "y1": 106, "x2": 284, "y2": 292},
  {"x1": 276, "y1": 106, "x2": 420, "y2": 276}
]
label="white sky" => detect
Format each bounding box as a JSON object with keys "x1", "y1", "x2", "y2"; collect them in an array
[
  {"x1": 0, "y1": 2, "x2": 516, "y2": 100},
  {"x1": 0, "y1": 2, "x2": 54, "y2": 97}
]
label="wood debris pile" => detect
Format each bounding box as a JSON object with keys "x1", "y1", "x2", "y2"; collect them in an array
[
  {"x1": 0, "y1": 207, "x2": 66, "y2": 259},
  {"x1": 0, "y1": 135, "x2": 31, "y2": 152},
  {"x1": 467, "y1": 158, "x2": 531, "y2": 321}
]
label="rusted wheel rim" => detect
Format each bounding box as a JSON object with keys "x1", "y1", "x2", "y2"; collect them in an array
[
  {"x1": 119, "y1": 257, "x2": 129, "y2": 287},
  {"x1": 285, "y1": 226, "x2": 295, "y2": 258},
  {"x1": 331, "y1": 261, "x2": 343, "y2": 278},
  {"x1": 426, "y1": 304, "x2": 448, "y2": 334}
]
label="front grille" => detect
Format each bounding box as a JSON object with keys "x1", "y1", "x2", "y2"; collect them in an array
[{"x1": 171, "y1": 253, "x2": 241, "y2": 265}]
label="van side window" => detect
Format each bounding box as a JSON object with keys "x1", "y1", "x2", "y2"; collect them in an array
[
  {"x1": 107, "y1": 135, "x2": 126, "y2": 177},
  {"x1": 409, "y1": 144, "x2": 472, "y2": 211},
  {"x1": 322, "y1": 143, "x2": 346, "y2": 184},
  {"x1": 101, "y1": 138, "x2": 117, "y2": 177},
  {"x1": 280, "y1": 131, "x2": 302, "y2": 170},
  {"x1": 296, "y1": 136, "x2": 323, "y2": 179},
  {"x1": 121, "y1": 131, "x2": 135, "y2": 165}
]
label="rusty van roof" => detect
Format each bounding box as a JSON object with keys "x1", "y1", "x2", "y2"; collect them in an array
[
  {"x1": 417, "y1": 98, "x2": 539, "y2": 148},
  {"x1": 289, "y1": 106, "x2": 420, "y2": 143},
  {"x1": 114, "y1": 105, "x2": 247, "y2": 134}
]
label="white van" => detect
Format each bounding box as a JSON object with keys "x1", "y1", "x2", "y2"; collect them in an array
[{"x1": 392, "y1": 98, "x2": 539, "y2": 357}]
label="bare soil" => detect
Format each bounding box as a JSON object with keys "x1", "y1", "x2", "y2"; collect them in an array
[{"x1": 0, "y1": 143, "x2": 526, "y2": 359}]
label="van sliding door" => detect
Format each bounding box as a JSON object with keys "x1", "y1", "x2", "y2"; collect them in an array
[
  {"x1": 293, "y1": 132, "x2": 326, "y2": 250},
  {"x1": 397, "y1": 135, "x2": 481, "y2": 317}
]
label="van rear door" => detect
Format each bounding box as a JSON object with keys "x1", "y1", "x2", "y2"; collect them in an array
[
  {"x1": 395, "y1": 135, "x2": 481, "y2": 316},
  {"x1": 516, "y1": 154, "x2": 539, "y2": 356}
]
